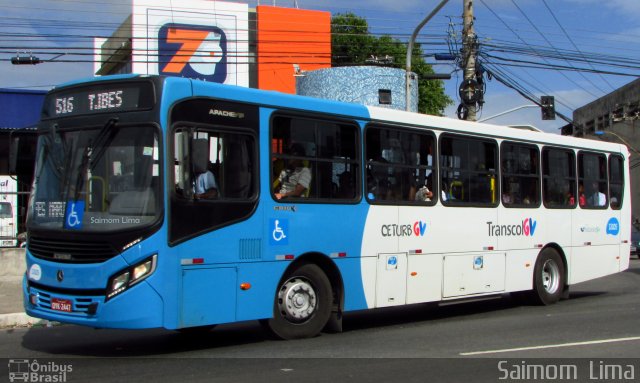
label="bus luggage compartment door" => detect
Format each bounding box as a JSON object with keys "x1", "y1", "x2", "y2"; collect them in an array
[
  {"x1": 442, "y1": 253, "x2": 506, "y2": 298},
  {"x1": 375, "y1": 253, "x2": 407, "y2": 308},
  {"x1": 181, "y1": 267, "x2": 237, "y2": 327}
]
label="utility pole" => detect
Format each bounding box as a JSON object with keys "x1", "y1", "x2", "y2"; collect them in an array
[{"x1": 460, "y1": 0, "x2": 478, "y2": 121}]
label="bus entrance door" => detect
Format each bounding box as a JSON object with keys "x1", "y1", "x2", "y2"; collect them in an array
[
  {"x1": 375, "y1": 253, "x2": 407, "y2": 307},
  {"x1": 0, "y1": 176, "x2": 17, "y2": 247}
]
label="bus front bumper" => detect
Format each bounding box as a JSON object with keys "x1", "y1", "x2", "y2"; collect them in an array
[{"x1": 23, "y1": 276, "x2": 164, "y2": 329}]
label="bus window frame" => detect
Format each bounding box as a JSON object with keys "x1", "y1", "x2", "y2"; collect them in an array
[
  {"x1": 578, "y1": 150, "x2": 609, "y2": 210},
  {"x1": 542, "y1": 146, "x2": 577, "y2": 210},
  {"x1": 168, "y1": 121, "x2": 260, "y2": 245},
  {"x1": 364, "y1": 123, "x2": 437, "y2": 206},
  {"x1": 500, "y1": 141, "x2": 541, "y2": 209},
  {"x1": 269, "y1": 111, "x2": 362, "y2": 204},
  {"x1": 608, "y1": 153, "x2": 624, "y2": 211},
  {"x1": 439, "y1": 133, "x2": 499, "y2": 208}
]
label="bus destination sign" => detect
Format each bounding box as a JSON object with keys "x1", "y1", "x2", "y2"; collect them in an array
[{"x1": 45, "y1": 82, "x2": 154, "y2": 118}]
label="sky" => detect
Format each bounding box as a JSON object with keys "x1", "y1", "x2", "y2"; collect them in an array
[{"x1": 2, "y1": 0, "x2": 639, "y2": 133}]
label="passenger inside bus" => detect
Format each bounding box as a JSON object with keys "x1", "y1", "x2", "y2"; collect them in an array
[
  {"x1": 578, "y1": 183, "x2": 587, "y2": 207},
  {"x1": 274, "y1": 143, "x2": 311, "y2": 200},
  {"x1": 192, "y1": 139, "x2": 218, "y2": 200},
  {"x1": 590, "y1": 182, "x2": 606, "y2": 207}
]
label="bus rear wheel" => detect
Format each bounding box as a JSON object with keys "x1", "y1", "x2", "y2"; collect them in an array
[
  {"x1": 266, "y1": 264, "x2": 332, "y2": 340},
  {"x1": 532, "y1": 248, "x2": 565, "y2": 305}
]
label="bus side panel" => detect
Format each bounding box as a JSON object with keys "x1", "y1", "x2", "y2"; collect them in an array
[
  {"x1": 619, "y1": 155, "x2": 632, "y2": 272},
  {"x1": 570, "y1": 209, "x2": 622, "y2": 284},
  {"x1": 360, "y1": 206, "x2": 399, "y2": 308},
  {"x1": 181, "y1": 267, "x2": 237, "y2": 327},
  {"x1": 498, "y1": 206, "x2": 549, "y2": 293}
]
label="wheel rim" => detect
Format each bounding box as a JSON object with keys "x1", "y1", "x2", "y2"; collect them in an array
[
  {"x1": 542, "y1": 259, "x2": 560, "y2": 294},
  {"x1": 277, "y1": 277, "x2": 317, "y2": 323}
]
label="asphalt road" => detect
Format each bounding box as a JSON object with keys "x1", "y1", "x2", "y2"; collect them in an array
[{"x1": 1, "y1": 259, "x2": 639, "y2": 382}]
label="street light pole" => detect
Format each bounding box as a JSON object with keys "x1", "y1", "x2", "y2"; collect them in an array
[
  {"x1": 405, "y1": 0, "x2": 450, "y2": 112},
  {"x1": 478, "y1": 104, "x2": 538, "y2": 122},
  {"x1": 594, "y1": 130, "x2": 640, "y2": 156}
]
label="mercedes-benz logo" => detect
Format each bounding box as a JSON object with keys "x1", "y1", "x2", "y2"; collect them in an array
[{"x1": 56, "y1": 270, "x2": 64, "y2": 282}]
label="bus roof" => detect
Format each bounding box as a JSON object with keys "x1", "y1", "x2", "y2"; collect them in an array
[{"x1": 49, "y1": 75, "x2": 628, "y2": 157}]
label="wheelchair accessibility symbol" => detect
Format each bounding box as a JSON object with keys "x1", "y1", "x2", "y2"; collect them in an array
[
  {"x1": 64, "y1": 200, "x2": 85, "y2": 230},
  {"x1": 270, "y1": 218, "x2": 289, "y2": 245}
]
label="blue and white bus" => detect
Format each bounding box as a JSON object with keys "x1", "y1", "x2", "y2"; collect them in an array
[{"x1": 22, "y1": 75, "x2": 630, "y2": 339}]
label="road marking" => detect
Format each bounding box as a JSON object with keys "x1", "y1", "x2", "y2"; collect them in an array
[{"x1": 460, "y1": 336, "x2": 640, "y2": 356}]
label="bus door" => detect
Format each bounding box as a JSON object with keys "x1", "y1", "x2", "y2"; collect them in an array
[{"x1": 0, "y1": 176, "x2": 18, "y2": 247}]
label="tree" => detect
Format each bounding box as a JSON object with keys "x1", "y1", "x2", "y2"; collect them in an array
[{"x1": 331, "y1": 13, "x2": 453, "y2": 116}]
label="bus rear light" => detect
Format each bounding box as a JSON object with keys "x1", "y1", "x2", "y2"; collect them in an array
[
  {"x1": 410, "y1": 272, "x2": 418, "y2": 276},
  {"x1": 584, "y1": 242, "x2": 592, "y2": 246},
  {"x1": 409, "y1": 249, "x2": 422, "y2": 254},
  {"x1": 535, "y1": 244, "x2": 543, "y2": 248},
  {"x1": 484, "y1": 246, "x2": 494, "y2": 251},
  {"x1": 330, "y1": 252, "x2": 347, "y2": 258},
  {"x1": 106, "y1": 254, "x2": 157, "y2": 301},
  {"x1": 240, "y1": 283, "x2": 251, "y2": 290},
  {"x1": 285, "y1": 255, "x2": 295, "y2": 260}
]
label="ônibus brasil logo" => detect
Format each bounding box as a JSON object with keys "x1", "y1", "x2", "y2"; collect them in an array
[
  {"x1": 381, "y1": 221, "x2": 427, "y2": 237},
  {"x1": 487, "y1": 218, "x2": 537, "y2": 237}
]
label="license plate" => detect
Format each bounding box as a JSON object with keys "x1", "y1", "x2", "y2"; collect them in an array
[{"x1": 51, "y1": 298, "x2": 72, "y2": 312}]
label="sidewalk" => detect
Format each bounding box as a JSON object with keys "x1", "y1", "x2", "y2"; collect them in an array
[{"x1": 0, "y1": 248, "x2": 49, "y2": 328}]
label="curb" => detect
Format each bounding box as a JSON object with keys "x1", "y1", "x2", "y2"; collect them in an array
[{"x1": 0, "y1": 312, "x2": 58, "y2": 329}]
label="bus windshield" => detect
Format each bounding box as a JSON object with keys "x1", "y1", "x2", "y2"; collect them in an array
[{"x1": 28, "y1": 124, "x2": 161, "y2": 232}]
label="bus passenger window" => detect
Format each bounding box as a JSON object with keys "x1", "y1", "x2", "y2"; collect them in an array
[
  {"x1": 365, "y1": 126, "x2": 435, "y2": 205},
  {"x1": 440, "y1": 134, "x2": 497, "y2": 206},
  {"x1": 609, "y1": 155, "x2": 624, "y2": 210},
  {"x1": 271, "y1": 115, "x2": 359, "y2": 202},
  {"x1": 542, "y1": 147, "x2": 576, "y2": 208},
  {"x1": 501, "y1": 142, "x2": 540, "y2": 208},
  {"x1": 578, "y1": 151, "x2": 608, "y2": 209}
]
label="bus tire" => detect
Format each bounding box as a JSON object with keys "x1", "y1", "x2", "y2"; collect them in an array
[
  {"x1": 531, "y1": 248, "x2": 565, "y2": 305},
  {"x1": 266, "y1": 264, "x2": 332, "y2": 340}
]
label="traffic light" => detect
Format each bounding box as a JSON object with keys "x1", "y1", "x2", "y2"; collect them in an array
[{"x1": 541, "y1": 96, "x2": 555, "y2": 120}]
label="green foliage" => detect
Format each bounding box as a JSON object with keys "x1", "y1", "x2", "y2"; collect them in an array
[{"x1": 331, "y1": 13, "x2": 453, "y2": 115}]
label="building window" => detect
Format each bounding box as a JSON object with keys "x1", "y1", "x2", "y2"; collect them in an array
[{"x1": 378, "y1": 89, "x2": 392, "y2": 105}]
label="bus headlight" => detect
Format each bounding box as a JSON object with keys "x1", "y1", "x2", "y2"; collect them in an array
[{"x1": 106, "y1": 254, "x2": 157, "y2": 301}]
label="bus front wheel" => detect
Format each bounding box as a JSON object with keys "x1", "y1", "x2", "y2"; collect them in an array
[
  {"x1": 266, "y1": 264, "x2": 332, "y2": 340},
  {"x1": 532, "y1": 248, "x2": 565, "y2": 305}
]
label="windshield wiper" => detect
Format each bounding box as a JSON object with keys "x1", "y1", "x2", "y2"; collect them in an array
[
  {"x1": 90, "y1": 118, "x2": 119, "y2": 170},
  {"x1": 72, "y1": 118, "x2": 119, "y2": 201}
]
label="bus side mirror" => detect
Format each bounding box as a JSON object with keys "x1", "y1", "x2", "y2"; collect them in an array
[{"x1": 9, "y1": 134, "x2": 19, "y2": 176}]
